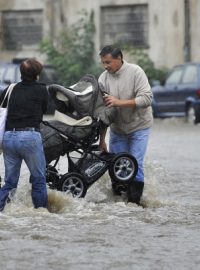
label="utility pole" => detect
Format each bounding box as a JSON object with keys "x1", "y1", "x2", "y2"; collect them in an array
[{"x1": 184, "y1": 0, "x2": 191, "y2": 62}]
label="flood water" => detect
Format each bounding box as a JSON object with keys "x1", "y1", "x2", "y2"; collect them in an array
[{"x1": 0, "y1": 118, "x2": 200, "y2": 270}]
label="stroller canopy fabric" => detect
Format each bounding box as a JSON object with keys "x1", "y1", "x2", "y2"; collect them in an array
[
  {"x1": 48, "y1": 74, "x2": 116, "y2": 126},
  {"x1": 41, "y1": 74, "x2": 116, "y2": 163}
]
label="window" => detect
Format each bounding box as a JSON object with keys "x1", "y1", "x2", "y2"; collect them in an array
[
  {"x1": 0, "y1": 67, "x2": 6, "y2": 82},
  {"x1": 165, "y1": 68, "x2": 183, "y2": 85},
  {"x1": 3, "y1": 66, "x2": 16, "y2": 83},
  {"x1": 2, "y1": 10, "x2": 43, "y2": 50},
  {"x1": 16, "y1": 68, "x2": 21, "y2": 82},
  {"x1": 182, "y1": 65, "x2": 198, "y2": 84},
  {"x1": 100, "y1": 5, "x2": 148, "y2": 48}
]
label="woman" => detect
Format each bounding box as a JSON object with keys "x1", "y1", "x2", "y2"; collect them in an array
[{"x1": 0, "y1": 58, "x2": 48, "y2": 211}]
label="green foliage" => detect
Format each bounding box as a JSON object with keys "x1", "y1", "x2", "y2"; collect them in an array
[
  {"x1": 41, "y1": 10, "x2": 102, "y2": 86},
  {"x1": 123, "y1": 46, "x2": 168, "y2": 85},
  {"x1": 41, "y1": 11, "x2": 168, "y2": 87}
]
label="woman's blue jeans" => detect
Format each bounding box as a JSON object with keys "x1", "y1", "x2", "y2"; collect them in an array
[
  {"x1": 0, "y1": 131, "x2": 47, "y2": 210},
  {"x1": 109, "y1": 128, "x2": 151, "y2": 182}
]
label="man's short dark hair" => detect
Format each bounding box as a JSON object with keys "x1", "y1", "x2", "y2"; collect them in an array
[
  {"x1": 20, "y1": 58, "x2": 43, "y2": 81},
  {"x1": 99, "y1": 45, "x2": 123, "y2": 59}
]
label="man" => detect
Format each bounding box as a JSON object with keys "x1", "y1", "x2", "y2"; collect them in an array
[
  {"x1": 0, "y1": 58, "x2": 48, "y2": 211},
  {"x1": 99, "y1": 45, "x2": 153, "y2": 205}
]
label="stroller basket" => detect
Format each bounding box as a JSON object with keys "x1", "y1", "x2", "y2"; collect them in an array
[
  {"x1": 41, "y1": 119, "x2": 98, "y2": 164},
  {"x1": 69, "y1": 152, "x2": 107, "y2": 180}
]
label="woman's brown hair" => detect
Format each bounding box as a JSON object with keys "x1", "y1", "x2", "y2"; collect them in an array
[{"x1": 20, "y1": 58, "x2": 43, "y2": 81}]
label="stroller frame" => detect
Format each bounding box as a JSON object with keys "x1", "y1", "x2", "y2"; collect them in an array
[
  {"x1": 42, "y1": 74, "x2": 138, "y2": 198},
  {"x1": 44, "y1": 119, "x2": 138, "y2": 198}
]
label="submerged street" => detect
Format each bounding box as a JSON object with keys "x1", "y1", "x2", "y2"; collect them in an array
[{"x1": 0, "y1": 118, "x2": 200, "y2": 270}]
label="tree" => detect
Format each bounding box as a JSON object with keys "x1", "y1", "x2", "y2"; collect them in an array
[
  {"x1": 41, "y1": 10, "x2": 102, "y2": 86},
  {"x1": 123, "y1": 45, "x2": 168, "y2": 85}
]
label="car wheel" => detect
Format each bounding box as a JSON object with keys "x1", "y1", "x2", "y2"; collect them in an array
[
  {"x1": 109, "y1": 153, "x2": 138, "y2": 184},
  {"x1": 186, "y1": 105, "x2": 196, "y2": 124},
  {"x1": 59, "y1": 172, "x2": 87, "y2": 198}
]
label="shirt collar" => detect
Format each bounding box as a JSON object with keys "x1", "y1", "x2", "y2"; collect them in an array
[{"x1": 113, "y1": 60, "x2": 128, "y2": 77}]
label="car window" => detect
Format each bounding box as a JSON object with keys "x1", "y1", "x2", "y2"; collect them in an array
[
  {"x1": 165, "y1": 68, "x2": 183, "y2": 85},
  {"x1": 39, "y1": 67, "x2": 57, "y2": 84},
  {"x1": 4, "y1": 66, "x2": 16, "y2": 83},
  {"x1": 182, "y1": 65, "x2": 198, "y2": 84},
  {"x1": 16, "y1": 67, "x2": 21, "y2": 82},
  {"x1": 0, "y1": 66, "x2": 6, "y2": 82}
]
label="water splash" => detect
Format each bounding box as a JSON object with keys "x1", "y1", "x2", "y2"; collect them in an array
[
  {"x1": 0, "y1": 157, "x2": 171, "y2": 217},
  {"x1": 47, "y1": 190, "x2": 73, "y2": 213}
]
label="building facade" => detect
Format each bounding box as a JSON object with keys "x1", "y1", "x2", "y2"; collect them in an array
[{"x1": 0, "y1": 0, "x2": 199, "y2": 68}]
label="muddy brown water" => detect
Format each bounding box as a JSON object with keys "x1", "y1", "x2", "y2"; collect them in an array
[{"x1": 0, "y1": 118, "x2": 199, "y2": 270}]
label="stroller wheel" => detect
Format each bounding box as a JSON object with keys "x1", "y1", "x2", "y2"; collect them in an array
[
  {"x1": 59, "y1": 172, "x2": 87, "y2": 198},
  {"x1": 46, "y1": 165, "x2": 60, "y2": 190},
  {"x1": 109, "y1": 153, "x2": 138, "y2": 184}
]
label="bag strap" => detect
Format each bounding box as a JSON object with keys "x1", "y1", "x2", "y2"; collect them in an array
[{"x1": 0, "y1": 83, "x2": 16, "y2": 107}]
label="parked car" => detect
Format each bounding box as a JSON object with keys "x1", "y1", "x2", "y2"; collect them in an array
[
  {"x1": 0, "y1": 61, "x2": 57, "y2": 113},
  {"x1": 0, "y1": 62, "x2": 21, "y2": 91},
  {"x1": 151, "y1": 62, "x2": 200, "y2": 124}
]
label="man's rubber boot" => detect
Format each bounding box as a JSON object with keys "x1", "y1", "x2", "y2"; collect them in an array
[
  {"x1": 127, "y1": 181, "x2": 144, "y2": 205},
  {"x1": 112, "y1": 182, "x2": 127, "y2": 196}
]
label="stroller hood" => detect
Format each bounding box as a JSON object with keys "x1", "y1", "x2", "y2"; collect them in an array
[
  {"x1": 48, "y1": 74, "x2": 117, "y2": 126},
  {"x1": 49, "y1": 74, "x2": 99, "y2": 118}
]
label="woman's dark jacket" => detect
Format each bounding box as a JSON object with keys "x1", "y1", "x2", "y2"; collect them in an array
[{"x1": 0, "y1": 81, "x2": 48, "y2": 130}]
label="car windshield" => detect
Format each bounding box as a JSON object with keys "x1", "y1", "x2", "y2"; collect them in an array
[
  {"x1": 0, "y1": 66, "x2": 6, "y2": 82},
  {"x1": 16, "y1": 67, "x2": 21, "y2": 81},
  {"x1": 3, "y1": 65, "x2": 15, "y2": 83},
  {"x1": 165, "y1": 68, "x2": 183, "y2": 85},
  {"x1": 39, "y1": 67, "x2": 58, "y2": 84},
  {"x1": 0, "y1": 62, "x2": 57, "y2": 85},
  {"x1": 182, "y1": 65, "x2": 198, "y2": 84}
]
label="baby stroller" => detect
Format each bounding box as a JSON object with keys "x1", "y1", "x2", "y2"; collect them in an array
[{"x1": 41, "y1": 74, "x2": 138, "y2": 198}]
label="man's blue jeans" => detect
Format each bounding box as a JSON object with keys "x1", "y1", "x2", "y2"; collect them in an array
[
  {"x1": 0, "y1": 131, "x2": 47, "y2": 210},
  {"x1": 109, "y1": 128, "x2": 151, "y2": 182}
]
